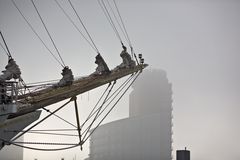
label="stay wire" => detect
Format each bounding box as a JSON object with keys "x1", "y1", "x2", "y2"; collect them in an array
[
  {"x1": 82, "y1": 72, "x2": 141, "y2": 143},
  {"x1": 0, "y1": 41, "x2": 9, "y2": 57},
  {"x1": 68, "y1": 0, "x2": 100, "y2": 54},
  {"x1": 81, "y1": 81, "x2": 116, "y2": 140},
  {"x1": 105, "y1": 73, "x2": 135, "y2": 102},
  {"x1": 5, "y1": 129, "x2": 77, "y2": 132},
  {"x1": 11, "y1": 0, "x2": 64, "y2": 68},
  {"x1": 112, "y1": 0, "x2": 139, "y2": 64},
  {"x1": 0, "y1": 138, "x2": 80, "y2": 151},
  {"x1": 83, "y1": 72, "x2": 139, "y2": 141},
  {"x1": 54, "y1": 0, "x2": 97, "y2": 54},
  {"x1": 105, "y1": 0, "x2": 129, "y2": 46},
  {"x1": 113, "y1": 0, "x2": 132, "y2": 47},
  {"x1": 80, "y1": 74, "x2": 133, "y2": 132},
  {"x1": 5, "y1": 130, "x2": 79, "y2": 137},
  {"x1": 42, "y1": 107, "x2": 77, "y2": 128},
  {"x1": 81, "y1": 73, "x2": 135, "y2": 137},
  {"x1": 81, "y1": 83, "x2": 111, "y2": 128},
  {"x1": 0, "y1": 31, "x2": 12, "y2": 58},
  {"x1": 98, "y1": 0, "x2": 122, "y2": 44},
  {"x1": 12, "y1": 98, "x2": 72, "y2": 141},
  {"x1": 91, "y1": 74, "x2": 135, "y2": 121},
  {"x1": 13, "y1": 141, "x2": 79, "y2": 146},
  {"x1": 31, "y1": 0, "x2": 66, "y2": 67}
]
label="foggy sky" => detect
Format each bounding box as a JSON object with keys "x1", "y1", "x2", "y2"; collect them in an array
[{"x1": 0, "y1": 0, "x2": 240, "y2": 160}]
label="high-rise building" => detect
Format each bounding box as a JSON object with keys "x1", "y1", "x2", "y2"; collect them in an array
[
  {"x1": 87, "y1": 69, "x2": 173, "y2": 160},
  {"x1": 0, "y1": 137, "x2": 24, "y2": 160}
]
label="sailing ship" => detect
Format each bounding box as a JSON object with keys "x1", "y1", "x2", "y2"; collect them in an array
[{"x1": 0, "y1": 0, "x2": 148, "y2": 151}]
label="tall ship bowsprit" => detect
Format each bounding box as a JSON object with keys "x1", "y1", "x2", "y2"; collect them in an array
[{"x1": 0, "y1": 0, "x2": 148, "y2": 151}]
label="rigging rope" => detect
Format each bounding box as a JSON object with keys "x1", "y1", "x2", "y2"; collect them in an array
[
  {"x1": 11, "y1": 0, "x2": 64, "y2": 68},
  {"x1": 0, "y1": 137, "x2": 80, "y2": 151},
  {"x1": 2, "y1": 71, "x2": 142, "y2": 151},
  {"x1": 0, "y1": 41, "x2": 9, "y2": 57},
  {"x1": 0, "y1": 31, "x2": 12, "y2": 59},
  {"x1": 5, "y1": 129, "x2": 78, "y2": 132},
  {"x1": 5, "y1": 130, "x2": 78, "y2": 137},
  {"x1": 81, "y1": 73, "x2": 135, "y2": 137},
  {"x1": 104, "y1": 74, "x2": 135, "y2": 102},
  {"x1": 82, "y1": 81, "x2": 116, "y2": 138},
  {"x1": 98, "y1": 0, "x2": 123, "y2": 44},
  {"x1": 112, "y1": 0, "x2": 139, "y2": 64},
  {"x1": 12, "y1": 98, "x2": 72, "y2": 141},
  {"x1": 42, "y1": 107, "x2": 77, "y2": 128},
  {"x1": 82, "y1": 72, "x2": 141, "y2": 143},
  {"x1": 98, "y1": 0, "x2": 139, "y2": 64},
  {"x1": 54, "y1": 0, "x2": 97, "y2": 54},
  {"x1": 68, "y1": 0, "x2": 100, "y2": 54},
  {"x1": 81, "y1": 83, "x2": 111, "y2": 128},
  {"x1": 112, "y1": 0, "x2": 132, "y2": 47},
  {"x1": 31, "y1": 0, "x2": 66, "y2": 67},
  {"x1": 80, "y1": 74, "x2": 133, "y2": 135},
  {"x1": 13, "y1": 141, "x2": 79, "y2": 146},
  {"x1": 105, "y1": 0, "x2": 129, "y2": 46}
]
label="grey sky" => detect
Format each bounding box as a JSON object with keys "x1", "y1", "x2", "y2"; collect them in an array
[{"x1": 0, "y1": 0, "x2": 240, "y2": 160}]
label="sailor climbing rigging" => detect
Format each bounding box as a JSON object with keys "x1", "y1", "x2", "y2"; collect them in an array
[
  {"x1": 119, "y1": 45, "x2": 135, "y2": 68},
  {"x1": 93, "y1": 54, "x2": 111, "y2": 75}
]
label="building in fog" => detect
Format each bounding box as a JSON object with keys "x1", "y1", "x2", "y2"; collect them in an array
[
  {"x1": 0, "y1": 137, "x2": 23, "y2": 160},
  {"x1": 87, "y1": 69, "x2": 173, "y2": 160}
]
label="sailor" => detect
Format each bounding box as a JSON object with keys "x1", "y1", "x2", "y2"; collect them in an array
[
  {"x1": 119, "y1": 45, "x2": 135, "y2": 68},
  {"x1": 0, "y1": 58, "x2": 21, "y2": 81},
  {"x1": 94, "y1": 54, "x2": 110, "y2": 75},
  {"x1": 57, "y1": 66, "x2": 74, "y2": 87}
]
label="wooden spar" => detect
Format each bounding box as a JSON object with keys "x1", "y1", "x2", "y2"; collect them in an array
[{"x1": 13, "y1": 64, "x2": 148, "y2": 117}]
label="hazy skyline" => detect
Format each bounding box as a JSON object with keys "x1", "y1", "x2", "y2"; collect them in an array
[{"x1": 0, "y1": 0, "x2": 240, "y2": 160}]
